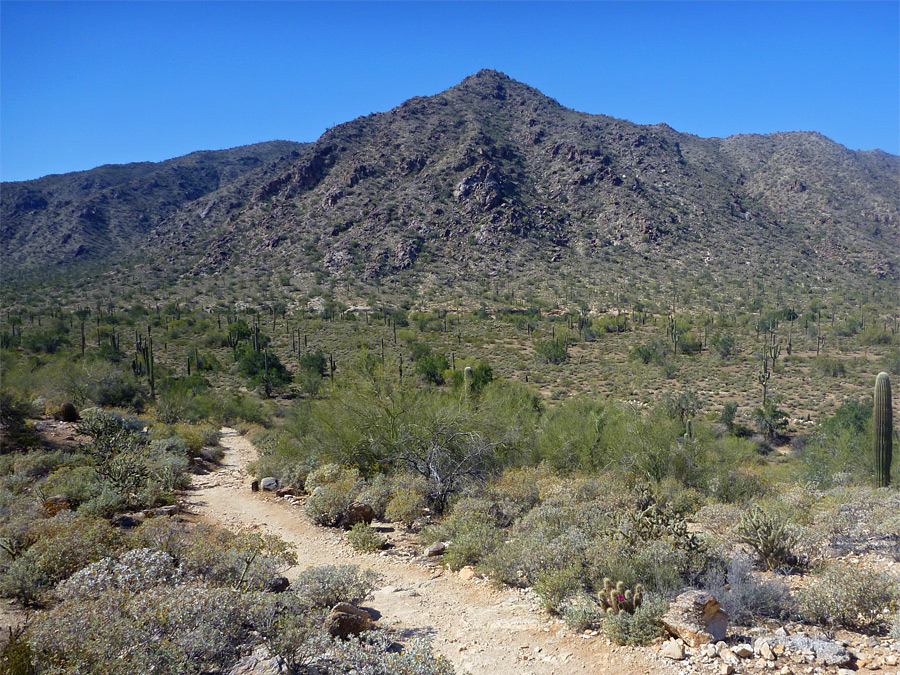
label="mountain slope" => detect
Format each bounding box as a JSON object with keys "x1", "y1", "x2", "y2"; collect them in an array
[
  {"x1": 145, "y1": 70, "x2": 898, "y2": 292},
  {"x1": 1, "y1": 141, "x2": 305, "y2": 280},
  {"x1": 4, "y1": 71, "x2": 897, "y2": 295}
]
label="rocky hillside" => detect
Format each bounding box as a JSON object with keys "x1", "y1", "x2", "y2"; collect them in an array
[
  {"x1": 4, "y1": 71, "x2": 898, "y2": 293},
  {"x1": 1, "y1": 141, "x2": 304, "y2": 280}
]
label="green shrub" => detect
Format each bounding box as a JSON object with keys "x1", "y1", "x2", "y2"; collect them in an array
[
  {"x1": 356, "y1": 473, "x2": 394, "y2": 519},
  {"x1": 601, "y1": 594, "x2": 669, "y2": 645},
  {"x1": 422, "y1": 499, "x2": 504, "y2": 570},
  {"x1": 292, "y1": 565, "x2": 380, "y2": 609},
  {"x1": 560, "y1": 591, "x2": 606, "y2": 630},
  {"x1": 384, "y1": 486, "x2": 427, "y2": 528},
  {"x1": 535, "y1": 338, "x2": 568, "y2": 365},
  {"x1": 0, "y1": 513, "x2": 121, "y2": 605},
  {"x1": 533, "y1": 564, "x2": 583, "y2": 612},
  {"x1": 305, "y1": 483, "x2": 358, "y2": 527},
  {"x1": 305, "y1": 463, "x2": 362, "y2": 493},
  {"x1": 327, "y1": 633, "x2": 454, "y2": 675},
  {"x1": 798, "y1": 562, "x2": 898, "y2": 632},
  {"x1": 29, "y1": 582, "x2": 281, "y2": 674},
  {"x1": 347, "y1": 523, "x2": 386, "y2": 552}
]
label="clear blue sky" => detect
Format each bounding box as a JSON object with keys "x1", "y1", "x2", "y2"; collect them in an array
[{"x1": 2, "y1": 1, "x2": 898, "y2": 182}]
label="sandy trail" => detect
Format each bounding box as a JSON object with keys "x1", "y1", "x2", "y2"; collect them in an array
[{"x1": 183, "y1": 428, "x2": 669, "y2": 675}]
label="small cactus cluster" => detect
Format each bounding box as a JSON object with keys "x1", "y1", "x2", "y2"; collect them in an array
[
  {"x1": 626, "y1": 502, "x2": 702, "y2": 553},
  {"x1": 597, "y1": 578, "x2": 643, "y2": 615}
]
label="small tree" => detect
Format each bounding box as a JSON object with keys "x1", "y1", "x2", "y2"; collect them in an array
[{"x1": 236, "y1": 347, "x2": 291, "y2": 397}]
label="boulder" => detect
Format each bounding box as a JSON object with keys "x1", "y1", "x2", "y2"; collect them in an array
[
  {"x1": 53, "y1": 401, "x2": 79, "y2": 422},
  {"x1": 260, "y1": 477, "x2": 279, "y2": 491},
  {"x1": 458, "y1": 566, "x2": 477, "y2": 581},
  {"x1": 755, "y1": 634, "x2": 852, "y2": 667},
  {"x1": 424, "y1": 542, "x2": 446, "y2": 557},
  {"x1": 251, "y1": 480, "x2": 260, "y2": 492},
  {"x1": 343, "y1": 502, "x2": 375, "y2": 528},
  {"x1": 143, "y1": 505, "x2": 179, "y2": 518},
  {"x1": 661, "y1": 590, "x2": 729, "y2": 647},
  {"x1": 661, "y1": 639, "x2": 685, "y2": 660},
  {"x1": 112, "y1": 514, "x2": 142, "y2": 529},
  {"x1": 228, "y1": 646, "x2": 288, "y2": 675},
  {"x1": 268, "y1": 576, "x2": 290, "y2": 593},
  {"x1": 325, "y1": 602, "x2": 373, "y2": 639}
]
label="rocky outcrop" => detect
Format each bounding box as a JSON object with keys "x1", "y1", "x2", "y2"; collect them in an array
[
  {"x1": 325, "y1": 602, "x2": 373, "y2": 639},
  {"x1": 343, "y1": 502, "x2": 375, "y2": 528},
  {"x1": 228, "y1": 646, "x2": 288, "y2": 675},
  {"x1": 661, "y1": 590, "x2": 729, "y2": 647}
]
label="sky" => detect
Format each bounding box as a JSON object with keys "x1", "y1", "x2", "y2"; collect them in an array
[{"x1": 2, "y1": 1, "x2": 898, "y2": 182}]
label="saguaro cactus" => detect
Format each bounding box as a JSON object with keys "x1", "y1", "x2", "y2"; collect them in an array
[{"x1": 874, "y1": 372, "x2": 893, "y2": 487}]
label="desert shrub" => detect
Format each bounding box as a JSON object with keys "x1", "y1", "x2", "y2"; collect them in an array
[
  {"x1": 592, "y1": 536, "x2": 712, "y2": 595},
  {"x1": 601, "y1": 593, "x2": 669, "y2": 645},
  {"x1": 0, "y1": 513, "x2": 121, "y2": 605},
  {"x1": 881, "y1": 347, "x2": 900, "y2": 376},
  {"x1": 0, "y1": 389, "x2": 37, "y2": 446},
  {"x1": 533, "y1": 564, "x2": 584, "y2": 612},
  {"x1": 384, "y1": 483, "x2": 427, "y2": 528},
  {"x1": 79, "y1": 362, "x2": 148, "y2": 411},
  {"x1": 736, "y1": 505, "x2": 800, "y2": 571},
  {"x1": 629, "y1": 338, "x2": 669, "y2": 366},
  {"x1": 42, "y1": 464, "x2": 101, "y2": 506},
  {"x1": 798, "y1": 562, "x2": 898, "y2": 632},
  {"x1": 814, "y1": 355, "x2": 847, "y2": 377},
  {"x1": 487, "y1": 464, "x2": 553, "y2": 519},
  {"x1": 305, "y1": 481, "x2": 360, "y2": 527},
  {"x1": 800, "y1": 399, "x2": 881, "y2": 487},
  {"x1": 535, "y1": 338, "x2": 568, "y2": 365},
  {"x1": 347, "y1": 523, "x2": 386, "y2": 552},
  {"x1": 29, "y1": 582, "x2": 282, "y2": 674},
  {"x1": 178, "y1": 528, "x2": 296, "y2": 590},
  {"x1": 356, "y1": 473, "x2": 394, "y2": 519},
  {"x1": 701, "y1": 555, "x2": 793, "y2": 624},
  {"x1": 305, "y1": 463, "x2": 362, "y2": 493},
  {"x1": 248, "y1": 429, "x2": 315, "y2": 488},
  {"x1": 560, "y1": 591, "x2": 606, "y2": 630},
  {"x1": 711, "y1": 334, "x2": 736, "y2": 360},
  {"x1": 173, "y1": 423, "x2": 219, "y2": 455},
  {"x1": 534, "y1": 395, "x2": 611, "y2": 472},
  {"x1": 292, "y1": 564, "x2": 380, "y2": 609},
  {"x1": 332, "y1": 632, "x2": 455, "y2": 675},
  {"x1": 215, "y1": 392, "x2": 268, "y2": 425},
  {"x1": 56, "y1": 548, "x2": 183, "y2": 601},
  {"x1": 422, "y1": 498, "x2": 504, "y2": 570},
  {"x1": 483, "y1": 499, "x2": 611, "y2": 587},
  {"x1": 694, "y1": 502, "x2": 744, "y2": 539}
]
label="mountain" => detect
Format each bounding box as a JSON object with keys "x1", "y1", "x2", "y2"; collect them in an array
[
  {"x1": 4, "y1": 71, "x2": 898, "y2": 296},
  {"x1": 1, "y1": 141, "x2": 304, "y2": 280}
]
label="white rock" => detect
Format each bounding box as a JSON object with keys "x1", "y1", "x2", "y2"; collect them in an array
[{"x1": 661, "y1": 639, "x2": 685, "y2": 660}]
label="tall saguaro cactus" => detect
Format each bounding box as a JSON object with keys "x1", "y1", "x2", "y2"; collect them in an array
[{"x1": 874, "y1": 372, "x2": 893, "y2": 487}]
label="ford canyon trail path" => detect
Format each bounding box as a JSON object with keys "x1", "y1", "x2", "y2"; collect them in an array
[{"x1": 183, "y1": 428, "x2": 676, "y2": 675}]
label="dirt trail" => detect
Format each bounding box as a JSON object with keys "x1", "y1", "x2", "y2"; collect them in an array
[{"x1": 184, "y1": 428, "x2": 672, "y2": 675}]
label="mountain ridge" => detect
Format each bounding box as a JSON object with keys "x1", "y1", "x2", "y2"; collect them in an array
[{"x1": 3, "y1": 70, "x2": 898, "y2": 294}]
